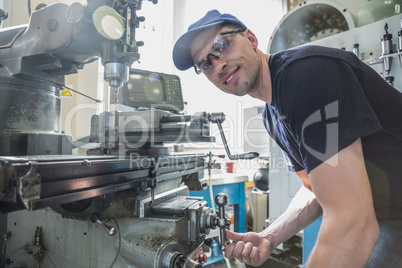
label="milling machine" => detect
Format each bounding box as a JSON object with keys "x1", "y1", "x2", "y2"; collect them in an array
[{"x1": 0, "y1": 1, "x2": 258, "y2": 267}]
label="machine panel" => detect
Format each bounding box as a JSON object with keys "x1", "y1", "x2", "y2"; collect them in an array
[{"x1": 120, "y1": 69, "x2": 185, "y2": 112}]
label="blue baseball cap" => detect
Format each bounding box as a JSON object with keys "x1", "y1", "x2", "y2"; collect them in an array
[{"x1": 172, "y1": 10, "x2": 247, "y2": 71}]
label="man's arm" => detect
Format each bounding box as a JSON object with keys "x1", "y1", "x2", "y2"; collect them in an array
[
  {"x1": 260, "y1": 182, "x2": 321, "y2": 250},
  {"x1": 225, "y1": 181, "x2": 322, "y2": 266},
  {"x1": 305, "y1": 138, "x2": 379, "y2": 268}
]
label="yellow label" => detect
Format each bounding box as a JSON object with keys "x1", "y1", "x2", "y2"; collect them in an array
[{"x1": 61, "y1": 87, "x2": 72, "y2": 97}]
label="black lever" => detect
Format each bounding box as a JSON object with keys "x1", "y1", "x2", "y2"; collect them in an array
[
  {"x1": 215, "y1": 193, "x2": 231, "y2": 251},
  {"x1": 208, "y1": 113, "x2": 259, "y2": 160}
]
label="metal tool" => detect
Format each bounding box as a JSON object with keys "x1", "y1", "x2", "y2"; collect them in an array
[
  {"x1": 353, "y1": 43, "x2": 360, "y2": 59},
  {"x1": 381, "y1": 23, "x2": 393, "y2": 75},
  {"x1": 215, "y1": 193, "x2": 231, "y2": 251}
]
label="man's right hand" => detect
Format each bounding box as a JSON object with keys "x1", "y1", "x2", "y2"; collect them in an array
[{"x1": 224, "y1": 229, "x2": 273, "y2": 266}]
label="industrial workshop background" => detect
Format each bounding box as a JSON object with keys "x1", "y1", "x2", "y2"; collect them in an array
[{"x1": 0, "y1": 0, "x2": 401, "y2": 267}]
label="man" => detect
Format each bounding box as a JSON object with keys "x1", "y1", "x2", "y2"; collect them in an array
[{"x1": 173, "y1": 10, "x2": 402, "y2": 268}]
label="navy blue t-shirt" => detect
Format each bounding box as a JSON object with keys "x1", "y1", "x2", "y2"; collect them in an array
[{"x1": 263, "y1": 45, "x2": 402, "y2": 220}]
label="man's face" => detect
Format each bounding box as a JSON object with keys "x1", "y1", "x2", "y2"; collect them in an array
[{"x1": 189, "y1": 26, "x2": 261, "y2": 97}]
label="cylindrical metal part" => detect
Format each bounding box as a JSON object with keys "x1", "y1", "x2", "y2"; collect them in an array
[
  {"x1": 381, "y1": 24, "x2": 393, "y2": 74},
  {"x1": 0, "y1": 78, "x2": 61, "y2": 133},
  {"x1": 104, "y1": 62, "x2": 129, "y2": 87},
  {"x1": 381, "y1": 38, "x2": 393, "y2": 55},
  {"x1": 381, "y1": 23, "x2": 393, "y2": 55},
  {"x1": 120, "y1": 233, "x2": 178, "y2": 268},
  {"x1": 207, "y1": 113, "x2": 225, "y2": 123},
  {"x1": 117, "y1": 215, "x2": 204, "y2": 268},
  {"x1": 199, "y1": 206, "x2": 215, "y2": 235},
  {"x1": 219, "y1": 222, "x2": 226, "y2": 251},
  {"x1": 352, "y1": 43, "x2": 359, "y2": 58},
  {"x1": 399, "y1": 19, "x2": 402, "y2": 52},
  {"x1": 157, "y1": 242, "x2": 202, "y2": 268},
  {"x1": 157, "y1": 243, "x2": 185, "y2": 268},
  {"x1": 104, "y1": 62, "x2": 129, "y2": 103}
]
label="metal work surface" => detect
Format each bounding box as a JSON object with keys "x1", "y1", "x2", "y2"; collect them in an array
[{"x1": 0, "y1": 154, "x2": 205, "y2": 214}]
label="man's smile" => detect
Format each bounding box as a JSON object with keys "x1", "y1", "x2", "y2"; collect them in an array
[{"x1": 223, "y1": 68, "x2": 239, "y2": 85}]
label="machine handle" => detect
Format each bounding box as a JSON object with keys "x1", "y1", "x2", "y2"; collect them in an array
[
  {"x1": 89, "y1": 214, "x2": 117, "y2": 236},
  {"x1": 215, "y1": 120, "x2": 259, "y2": 160},
  {"x1": 215, "y1": 193, "x2": 231, "y2": 251}
]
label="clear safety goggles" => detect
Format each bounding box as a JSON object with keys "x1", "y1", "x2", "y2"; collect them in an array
[{"x1": 193, "y1": 28, "x2": 246, "y2": 75}]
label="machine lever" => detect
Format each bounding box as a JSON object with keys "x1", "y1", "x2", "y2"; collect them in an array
[
  {"x1": 216, "y1": 120, "x2": 259, "y2": 160},
  {"x1": 89, "y1": 214, "x2": 117, "y2": 236},
  {"x1": 208, "y1": 113, "x2": 259, "y2": 160},
  {"x1": 215, "y1": 193, "x2": 231, "y2": 251},
  {"x1": 148, "y1": 157, "x2": 160, "y2": 206},
  {"x1": 148, "y1": 177, "x2": 158, "y2": 206}
]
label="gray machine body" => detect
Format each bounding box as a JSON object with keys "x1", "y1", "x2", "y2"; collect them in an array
[{"x1": 0, "y1": 1, "x2": 218, "y2": 267}]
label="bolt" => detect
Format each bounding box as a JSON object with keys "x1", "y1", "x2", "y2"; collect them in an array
[
  {"x1": 47, "y1": 19, "x2": 58, "y2": 32},
  {"x1": 82, "y1": 159, "x2": 91, "y2": 166},
  {"x1": 3, "y1": 232, "x2": 11, "y2": 240}
]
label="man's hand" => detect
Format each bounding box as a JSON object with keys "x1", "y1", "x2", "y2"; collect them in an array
[
  {"x1": 223, "y1": 185, "x2": 322, "y2": 267},
  {"x1": 224, "y1": 230, "x2": 272, "y2": 266}
]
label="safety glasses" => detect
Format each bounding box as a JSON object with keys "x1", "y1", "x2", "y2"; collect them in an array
[{"x1": 193, "y1": 28, "x2": 246, "y2": 75}]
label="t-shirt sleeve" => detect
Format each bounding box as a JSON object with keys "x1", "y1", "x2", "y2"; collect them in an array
[
  {"x1": 263, "y1": 105, "x2": 305, "y2": 172},
  {"x1": 278, "y1": 56, "x2": 382, "y2": 173}
]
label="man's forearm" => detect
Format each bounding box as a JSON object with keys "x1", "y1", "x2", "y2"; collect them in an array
[{"x1": 261, "y1": 186, "x2": 322, "y2": 250}]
